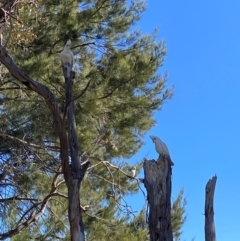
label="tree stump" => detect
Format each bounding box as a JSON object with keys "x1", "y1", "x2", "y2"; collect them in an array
[
  {"x1": 143, "y1": 156, "x2": 173, "y2": 241},
  {"x1": 205, "y1": 175, "x2": 217, "y2": 241}
]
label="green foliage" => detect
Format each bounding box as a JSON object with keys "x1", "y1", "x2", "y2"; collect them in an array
[
  {"x1": 85, "y1": 208, "x2": 149, "y2": 241},
  {"x1": 172, "y1": 189, "x2": 187, "y2": 241},
  {"x1": 0, "y1": 0, "x2": 175, "y2": 239}
]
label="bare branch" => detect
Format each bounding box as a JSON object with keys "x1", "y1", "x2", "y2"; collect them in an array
[
  {"x1": 86, "y1": 0, "x2": 110, "y2": 21},
  {"x1": 0, "y1": 169, "x2": 68, "y2": 239},
  {"x1": 4, "y1": 9, "x2": 13, "y2": 48},
  {"x1": 0, "y1": 196, "x2": 39, "y2": 202},
  {"x1": 0, "y1": 131, "x2": 60, "y2": 151},
  {"x1": 72, "y1": 78, "x2": 92, "y2": 101}
]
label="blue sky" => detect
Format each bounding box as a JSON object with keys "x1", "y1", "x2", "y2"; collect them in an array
[{"x1": 130, "y1": 1, "x2": 240, "y2": 240}]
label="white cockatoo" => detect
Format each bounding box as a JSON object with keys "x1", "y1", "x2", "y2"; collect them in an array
[
  {"x1": 150, "y1": 136, "x2": 174, "y2": 166},
  {"x1": 130, "y1": 167, "x2": 136, "y2": 178},
  {"x1": 60, "y1": 39, "x2": 74, "y2": 68}
]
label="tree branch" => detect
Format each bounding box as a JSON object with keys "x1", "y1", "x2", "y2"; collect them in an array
[
  {"x1": 0, "y1": 171, "x2": 67, "y2": 239},
  {"x1": 0, "y1": 131, "x2": 59, "y2": 150},
  {"x1": 0, "y1": 196, "x2": 38, "y2": 202},
  {"x1": 0, "y1": 46, "x2": 70, "y2": 186}
]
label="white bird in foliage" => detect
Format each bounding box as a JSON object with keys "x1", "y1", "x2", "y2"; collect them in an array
[
  {"x1": 60, "y1": 39, "x2": 74, "y2": 68},
  {"x1": 150, "y1": 135, "x2": 174, "y2": 166},
  {"x1": 130, "y1": 167, "x2": 136, "y2": 178}
]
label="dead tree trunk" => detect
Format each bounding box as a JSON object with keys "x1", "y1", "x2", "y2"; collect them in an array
[
  {"x1": 143, "y1": 156, "x2": 173, "y2": 241},
  {"x1": 63, "y1": 63, "x2": 89, "y2": 241},
  {"x1": 205, "y1": 175, "x2": 217, "y2": 241}
]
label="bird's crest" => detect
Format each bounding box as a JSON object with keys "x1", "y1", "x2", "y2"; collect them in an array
[
  {"x1": 150, "y1": 135, "x2": 157, "y2": 142},
  {"x1": 65, "y1": 39, "x2": 72, "y2": 48}
]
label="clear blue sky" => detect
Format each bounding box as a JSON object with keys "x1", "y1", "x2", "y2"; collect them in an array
[{"x1": 129, "y1": 1, "x2": 240, "y2": 240}]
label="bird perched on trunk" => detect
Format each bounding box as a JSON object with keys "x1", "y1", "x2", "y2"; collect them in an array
[
  {"x1": 60, "y1": 39, "x2": 74, "y2": 68},
  {"x1": 150, "y1": 135, "x2": 174, "y2": 166}
]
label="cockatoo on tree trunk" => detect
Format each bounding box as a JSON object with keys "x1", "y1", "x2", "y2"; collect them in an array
[
  {"x1": 60, "y1": 39, "x2": 74, "y2": 68},
  {"x1": 150, "y1": 136, "x2": 174, "y2": 166}
]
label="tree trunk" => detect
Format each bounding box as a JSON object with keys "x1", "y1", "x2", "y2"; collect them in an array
[
  {"x1": 143, "y1": 156, "x2": 173, "y2": 241},
  {"x1": 63, "y1": 63, "x2": 89, "y2": 241},
  {"x1": 205, "y1": 175, "x2": 217, "y2": 241}
]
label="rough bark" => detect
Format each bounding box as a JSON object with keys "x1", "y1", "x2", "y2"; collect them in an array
[
  {"x1": 205, "y1": 175, "x2": 217, "y2": 241},
  {"x1": 143, "y1": 156, "x2": 173, "y2": 241},
  {"x1": 63, "y1": 63, "x2": 89, "y2": 241}
]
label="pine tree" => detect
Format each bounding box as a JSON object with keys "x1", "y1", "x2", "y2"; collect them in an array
[
  {"x1": 0, "y1": 0, "x2": 173, "y2": 239},
  {"x1": 171, "y1": 189, "x2": 187, "y2": 241}
]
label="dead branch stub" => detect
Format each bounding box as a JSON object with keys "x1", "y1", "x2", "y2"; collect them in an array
[
  {"x1": 143, "y1": 156, "x2": 173, "y2": 241},
  {"x1": 63, "y1": 63, "x2": 90, "y2": 241},
  {"x1": 205, "y1": 175, "x2": 217, "y2": 241}
]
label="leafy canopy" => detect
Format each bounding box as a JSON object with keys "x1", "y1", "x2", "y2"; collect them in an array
[{"x1": 0, "y1": 0, "x2": 174, "y2": 239}]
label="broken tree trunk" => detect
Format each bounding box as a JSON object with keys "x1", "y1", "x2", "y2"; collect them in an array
[
  {"x1": 63, "y1": 63, "x2": 89, "y2": 241},
  {"x1": 205, "y1": 175, "x2": 217, "y2": 241},
  {"x1": 143, "y1": 156, "x2": 173, "y2": 241}
]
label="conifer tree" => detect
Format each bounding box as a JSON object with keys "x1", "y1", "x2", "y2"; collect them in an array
[
  {"x1": 0, "y1": 0, "x2": 174, "y2": 239},
  {"x1": 171, "y1": 189, "x2": 187, "y2": 241}
]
